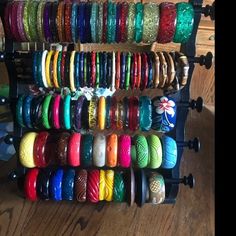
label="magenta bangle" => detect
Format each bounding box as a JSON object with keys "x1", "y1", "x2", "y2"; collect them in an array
[
  {"x1": 118, "y1": 135, "x2": 131, "y2": 168},
  {"x1": 11, "y1": 1, "x2": 21, "y2": 41},
  {"x1": 52, "y1": 95, "x2": 61, "y2": 129},
  {"x1": 3, "y1": 3, "x2": 12, "y2": 39},
  {"x1": 17, "y1": 1, "x2": 27, "y2": 41}
]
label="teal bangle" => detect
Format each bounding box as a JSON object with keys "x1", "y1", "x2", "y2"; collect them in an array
[
  {"x1": 42, "y1": 94, "x2": 52, "y2": 129},
  {"x1": 113, "y1": 172, "x2": 125, "y2": 202},
  {"x1": 97, "y1": 3, "x2": 103, "y2": 43},
  {"x1": 139, "y1": 96, "x2": 152, "y2": 131},
  {"x1": 16, "y1": 95, "x2": 25, "y2": 127},
  {"x1": 64, "y1": 94, "x2": 71, "y2": 130},
  {"x1": 125, "y1": 52, "x2": 131, "y2": 90},
  {"x1": 135, "y1": 3, "x2": 144, "y2": 43},
  {"x1": 96, "y1": 52, "x2": 100, "y2": 88},
  {"x1": 81, "y1": 134, "x2": 93, "y2": 167},
  {"x1": 173, "y1": 2, "x2": 194, "y2": 43},
  {"x1": 91, "y1": 3, "x2": 99, "y2": 43},
  {"x1": 127, "y1": 3, "x2": 136, "y2": 42},
  {"x1": 107, "y1": 2, "x2": 116, "y2": 43}
]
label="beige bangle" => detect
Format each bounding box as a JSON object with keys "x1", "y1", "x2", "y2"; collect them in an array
[
  {"x1": 153, "y1": 52, "x2": 160, "y2": 88},
  {"x1": 157, "y1": 52, "x2": 167, "y2": 88},
  {"x1": 70, "y1": 50, "x2": 76, "y2": 92},
  {"x1": 93, "y1": 134, "x2": 106, "y2": 167},
  {"x1": 178, "y1": 54, "x2": 189, "y2": 88},
  {"x1": 163, "y1": 51, "x2": 176, "y2": 87}
]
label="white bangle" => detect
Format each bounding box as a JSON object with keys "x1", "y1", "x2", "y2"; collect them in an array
[
  {"x1": 41, "y1": 50, "x2": 48, "y2": 88},
  {"x1": 93, "y1": 134, "x2": 106, "y2": 167},
  {"x1": 111, "y1": 51, "x2": 116, "y2": 91}
]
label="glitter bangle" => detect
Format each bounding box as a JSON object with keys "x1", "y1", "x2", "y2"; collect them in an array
[
  {"x1": 127, "y1": 3, "x2": 135, "y2": 43},
  {"x1": 71, "y1": 3, "x2": 79, "y2": 43},
  {"x1": 11, "y1": 1, "x2": 21, "y2": 41},
  {"x1": 43, "y1": 2, "x2": 52, "y2": 42},
  {"x1": 23, "y1": 1, "x2": 31, "y2": 41},
  {"x1": 107, "y1": 2, "x2": 116, "y2": 43},
  {"x1": 90, "y1": 3, "x2": 99, "y2": 43},
  {"x1": 134, "y1": 3, "x2": 144, "y2": 43},
  {"x1": 97, "y1": 3, "x2": 103, "y2": 43},
  {"x1": 85, "y1": 3, "x2": 92, "y2": 43},
  {"x1": 28, "y1": 1, "x2": 39, "y2": 41},
  {"x1": 65, "y1": 3, "x2": 72, "y2": 42},
  {"x1": 120, "y1": 2, "x2": 129, "y2": 43}
]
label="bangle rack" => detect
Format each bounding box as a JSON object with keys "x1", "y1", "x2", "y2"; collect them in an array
[{"x1": 0, "y1": 0, "x2": 214, "y2": 205}]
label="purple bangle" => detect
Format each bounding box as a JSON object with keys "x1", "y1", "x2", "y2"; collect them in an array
[
  {"x1": 43, "y1": 2, "x2": 52, "y2": 42},
  {"x1": 74, "y1": 95, "x2": 86, "y2": 131},
  {"x1": 115, "y1": 3, "x2": 121, "y2": 43},
  {"x1": 17, "y1": 1, "x2": 27, "y2": 41},
  {"x1": 3, "y1": 3, "x2": 12, "y2": 39},
  {"x1": 11, "y1": 1, "x2": 21, "y2": 41}
]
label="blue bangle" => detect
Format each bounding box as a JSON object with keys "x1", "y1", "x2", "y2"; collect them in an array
[
  {"x1": 99, "y1": 52, "x2": 104, "y2": 88},
  {"x1": 161, "y1": 135, "x2": 177, "y2": 169},
  {"x1": 151, "y1": 96, "x2": 177, "y2": 132},
  {"x1": 105, "y1": 96, "x2": 111, "y2": 129},
  {"x1": 62, "y1": 168, "x2": 75, "y2": 201},
  {"x1": 23, "y1": 95, "x2": 33, "y2": 128},
  {"x1": 74, "y1": 52, "x2": 80, "y2": 89},
  {"x1": 71, "y1": 3, "x2": 79, "y2": 42},
  {"x1": 37, "y1": 169, "x2": 52, "y2": 200},
  {"x1": 116, "y1": 3, "x2": 121, "y2": 43},
  {"x1": 147, "y1": 53, "x2": 153, "y2": 88},
  {"x1": 91, "y1": 3, "x2": 98, "y2": 43},
  {"x1": 64, "y1": 94, "x2": 71, "y2": 130},
  {"x1": 37, "y1": 52, "x2": 44, "y2": 87},
  {"x1": 79, "y1": 3, "x2": 86, "y2": 43},
  {"x1": 103, "y1": 52, "x2": 108, "y2": 88},
  {"x1": 139, "y1": 96, "x2": 152, "y2": 131},
  {"x1": 85, "y1": 3, "x2": 92, "y2": 43},
  {"x1": 120, "y1": 52, "x2": 126, "y2": 89},
  {"x1": 50, "y1": 168, "x2": 63, "y2": 201},
  {"x1": 16, "y1": 95, "x2": 25, "y2": 127},
  {"x1": 33, "y1": 52, "x2": 38, "y2": 85},
  {"x1": 79, "y1": 52, "x2": 84, "y2": 87}
]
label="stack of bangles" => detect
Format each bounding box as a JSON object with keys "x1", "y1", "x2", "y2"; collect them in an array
[
  {"x1": 31, "y1": 50, "x2": 189, "y2": 92},
  {"x1": 3, "y1": 1, "x2": 194, "y2": 44},
  {"x1": 24, "y1": 167, "x2": 166, "y2": 206},
  {"x1": 16, "y1": 94, "x2": 177, "y2": 132},
  {"x1": 19, "y1": 131, "x2": 177, "y2": 169}
]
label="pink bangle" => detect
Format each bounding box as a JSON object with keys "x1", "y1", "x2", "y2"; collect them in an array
[
  {"x1": 17, "y1": 1, "x2": 27, "y2": 41},
  {"x1": 11, "y1": 1, "x2": 21, "y2": 41},
  {"x1": 118, "y1": 135, "x2": 131, "y2": 168},
  {"x1": 68, "y1": 133, "x2": 81, "y2": 167},
  {"x1": 52, "y1": 95, "x2": 61, "y2": 129}
]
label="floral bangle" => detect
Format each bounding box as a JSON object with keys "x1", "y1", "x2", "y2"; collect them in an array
[{"x1": 134, "y1": 3, "x2": 144, "y2": 43}]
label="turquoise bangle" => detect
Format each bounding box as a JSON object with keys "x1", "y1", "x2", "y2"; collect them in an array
[
  {"x1": 139, "y1": 96, "x2": 152, "y2": 131},
  {"x1": 64, "y1": 94, "x2": 71, "y2": 130},
  {"x1": 71, "y1": 3, "x2": 79, "y2": 43},
  {"x1": 125, "y1": 52, "x2": 131, "y2": 90},
  {"x1": 107, "y1": 2, "x2": 116, "y2": 43},
  {"x1": 42, "y1": 94, "x2": 52, "y2": 129},
  {"x1": 135, "y1": 3, "x2": 144, "y2": 43},
  {"x1": 16, "y1": 95, "x2": 25, "y2": 127},
  {"x1": 91, "y1": 3, "x2": 99, "y2": 43},
  {"x1": 173, "y1": 2, "x2": 194, "y2": 43}
]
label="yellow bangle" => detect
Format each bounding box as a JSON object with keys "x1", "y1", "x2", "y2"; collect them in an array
[
  {"x1": 70, "y1": 50, "x2": 76, "y2": 92},
  {"x1": 89, "y1": 96, "x2": 98, "y2": 129},
  {"x1": 98, "y1": 96, "x2": 106, "y2": 130},
  {"x1": 45, "y1": 50, "x2": 54, "y2": 87},
  {"x1": 105, "y1": 170, "x2": 114, "y2": 201},
  {"x1": 19, "y1": 132, "x2": 37, "y2": 168},
  {"x1": 53, "y1": 50, "x2": 60, "y2": 88},
  {"x1": 99, "y1": 170, "x2": 106, "y2": 201}
]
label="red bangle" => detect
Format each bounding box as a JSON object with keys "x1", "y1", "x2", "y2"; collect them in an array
[
  {"x1": 87, "y1": 169, "x2": 99, "y2": 203},
  {"x1": 136, "y1": 53, "x2": 141, "y2": 89},
  {"x1": 128, "y1": 96, "x2": 139, "y2": 131},
  {"x1": 24, "y1": 168, "x2": 39, "y2": 201},
  {"x1": 91, "y1": 51, "x2": 96, "y2": 87},
  {"x1": 33, "y1": 131, "x2": 50, "y2": 167},
  {"x1": 52, "y1": 94, "x2": 61, "y2": 129},
  {"x1": 115, "y1": 51, "x2": 121, "y2": 89},
  {"x1": 110, "y1": 96, "x2": 118, "y2": 130},
  {"x1": 157, "y1": 2, "x2": 177, "y2": 44},
  {"x1": 120, "y1": 2, "x2": 129, "y2": 43},
  {"x1": 68, "y1": 133, "x2": 81, "y2": 167},
  {"x1": 131, "y1": 53, "x2": 137, "y2": 89},
  {"x1": 61, "y1": 51, "x2": 66, "y2": 87},
  {"x1": 64, "y1": 3, "x2": 72, "y2": 42},
  {"x1": 102, "y1": 2, "x2": 107, "y2": 43},
  {"x1": 11, "y1": 1, "x2": 21, "y2": 41},
  {"x1": 140, "y1": 53, "x2": 148, "y2": 91}
]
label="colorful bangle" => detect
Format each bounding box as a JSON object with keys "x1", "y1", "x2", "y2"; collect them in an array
[
  {"x1": 57, "y1": 2, "x2": 64, "y2": 42},
  {"x1": 24, "y1": 168, "x2": 39, "y2": 201},
  {"x1": 63, "y1": 94, "x2": 71, "y2": 130},
  {"x1": 75, "y1": 169, "x2": 87, "y2": 202},
  {"x1": 23, "y1": 95, "x2": 33, "y2": 128},
  {"x1": 107, "y1": 2, "x2": 116, "y2": 43},
  {"x1": 71, "y1": 3, "x2": 79, "y2": 43},
  {"x1": 19, "y1": 132, "x2": 37, "y2": 168},
  {"x1": 118, "y1": 135, "x2": 131, "y2": 168},
  {"x1": 105, "y1": 170, "x2": 114, "y2": 201},
  {"x1": 23, "y1": 1, "x2": 31, "y2": 41},
  {"x1": 115, "y1": 51, "x2": 121, "y2": 89},
  {"x1": 102, "y1": 2, "x2": 108, "y2": 43},
  {"x1": 97, "y1": 3, "x2": 103, "y2": 43},
  {"x1": 98, "y1": 96, "x2": 106, "y2": 130},
  {"x1": 106, "y1": 134, "x2": 118, "y2": 168},
  {"x1": 91, "y1": 3, "x2": 99, "y2": 43},
  {"x1": 28, "y1": 1, "x2": 38, "y2": 41},
  {"x1": 88, "y1": 96, "x2": 98, "y2": 129},
  {"x1": 85, "y1": 3, "x2": 92, "y2": 43},
  {"x1": 36, "y1": 169, "x2": 51, "y2": 200},
  {"x1": 52, "y1": 94, "x2": 61, "y2": 129},
  {"x1": 45, "y1": 50, "x2": 54, "y2": 87},
  {"x1": 105, "y1": 96, "x2": 111, "y2": 129},
  {"x1": 173, "y1": 2, "x2": 194, "y2": 43},
  {"x1": 148, "y1": 172, "x2": 165, "y2": 204},
  {"x1": 135, "y1": 3, "x2": 144, "y2": 43},
  {"x1": 93, "y1": 134, "x2": 106, "y2": 167},
  {"x1": 136, "y1": 53, "x2": 142, "y2": 88},
  {"x1": 70, "y1": 50, "x2": 76, "y2": 92},
  {"x1": 113, "y1": 172, "x2": 125, "y2": 202},
  {"x1": 87, "y1": 169, "x2": 99, "y2": 203},
  {"x1": 50, "y1": 168, "x2": 63, "y2": 201},
  {"x1": 127, "y1": 3, "x2": 135, "y2": 43},
  {"x1": 37, "y1": 1, "x2": 45, "y2": 42},
  {"x1": 79, "y1": 3, "x2": 86, "y2": 43},
  {"x1": 99, "y1": 169, "x2": 106, "y2": 201},
  {"x1": 125, "y1": 52, "x2": 131, "y2": 90},
  {"x1": 64, "y1": 3, "x2": 72, "y2": 42},
  {"x1": 42, "y1": 94, "x2": 52, "y2": 129},
  {"x1": 81, "y1": 134, "x2": 93, "y2": 167},
  {"x1": 56, "y1": 132, "x2": 70, "y2": 166},
  {"x1": 157, "y1": 2, "x2": 176, "y2": 44},
  {"x1": 16, "y1": 95, "x2": 25, "y2": 127},
  {"x1": 62, "y1": 169, "x2": 75, "y2": 200},
  {"x1": 139, "y1": 96, "x2": 152, "y2": 131},
  {"x1": 68, "y1": 133, "x2": 81, "y2": 167},
  {"x1": 74, "y1": 95, "x2": 86, "y2": 131}
]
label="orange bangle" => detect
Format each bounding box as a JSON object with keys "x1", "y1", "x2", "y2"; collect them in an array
[
  {"x1": 45, "y1": 50, "x2": 54, "y2": 87},
  {"x1": 106, "y1": 134, "x2": 118, "y2": 167},
  {"x1": 98, "y1": 96, "x2": 106, "y2": 130},
  {"x1": 136, "y1": 53, "x2": 141, "y2": 88},
  {"x1": 53, "y1": 51, "x2": 60, "y2": 88},
  {"x1": 57, "y1": 2, "x2": 65, "y2": 42}
]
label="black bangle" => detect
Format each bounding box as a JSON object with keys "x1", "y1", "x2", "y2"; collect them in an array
[
  {"x1": 50, "y1": 2, "x2": 59, "y2": 42},
  {"x1": 123, "y1": 96, "x2": 129, "y2": 128},
  {"x1": 107, "y1": 52, "x2": 112, "y2": 88},
  {"x1": 86, "y1": 52, "x2": 91, "y2": 87},
  {"x1": 120, "y1": 52, "x2": 126, "y2": 89},
  {"x1": 147, "y1": 53, "x2": 153, "y2": 88},
  {"x1": 81, "y1": 134, "x2": 93, "y2": 167},
  {"x1": 102, "y1": 52, "x2": 107, "y2": 88},
  {"x1": 31, "y1": 95, "x2": 44, "y2": 129},
  {"x1": 105, "y1": 95, "x2": 111, "y2": 129},
  {"x1": 99, "y1": 52, "x2": 103, "y2": 88},
  {"x1": 81, "y1": 98, "x2": 89, "y2": 129},
  {"x1": 36, "y1": 169, "x2": 52, "y2": 200},
  {"x1": 74, "y1": 52, "x2": 80, "y2": 89}
]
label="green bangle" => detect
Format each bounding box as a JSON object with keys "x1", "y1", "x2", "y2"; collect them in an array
[
  {"x1": 37, "y1": 1, "x2": 45, "y2": 42},
  {"x1": 63, "y1": 94, "x2": 71, "y2": 130},
  {"x1": 127, "y1": 3, "x2": 136, "y2": 43},
  {"x1": 146, "y1": 135, "x2": 162, "y2": 169},
  {"x1": 42, "y1": 94, "x2": 52, "y2": 129},
  {"x1": 57, "y1": 51, "x2": 62, "y2": 88},
  {"x1": 142, "y1": 3, "x2": 159, "y2": 44},
  {"x1": 81, "y1": 134, "x2": 93, "y2": 167},
  {"x1": 23, "y1": 1, "x2": 32, "y2": 41},
  {"x1": 135, "y1": 3, "x2": 144, "y2": 43},
  {"x1": 173, "y1": 2, "x2": 194, "y2": 43},
  {"x1": 16, "y1": 95, "x2": 25, "y2": 127},
  {"x1": 91, "y1": 3, "x2": 98, "y2": 43},
  {"x1": 125, "y1": 52, "x2": 131, "y2": 90},
  {"x1": 107, "y1": 2, "x2": 116, "y2": 43},
  {"x1": 96, "y1": 52, "x2": 100, "y2": 88},
  {"x1": 113, "y1": 173, "x2": 125, "y2": 202},
  {"x1": 97, "y1": 3, "x2": 103, "y2": 43},
  {"x1": 84, "y1": 54, "x2": 87, "y2": 86},
  {"x1": 134, "y1": 135, "x2": 149, "y2": 168},
  {"x1": 28, "y1": 1, "x2": 39, "y2": 41}
]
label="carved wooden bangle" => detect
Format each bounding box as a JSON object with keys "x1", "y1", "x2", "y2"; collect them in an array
[{"x1": 75, "y1": 169, "x2": 87, "y2": 202}]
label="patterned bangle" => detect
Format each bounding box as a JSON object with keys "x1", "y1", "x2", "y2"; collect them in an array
[
  {"x1": 23, "y1": 1, "x2": 31, "y2": 41},
  {"x1": 125, "y1": 52, "x2": 131, "y2": 90},
  {"x1": 173, "y1": 2, "x2": 194, "y2": 43},
  {"x1": 153, "y1": 52, "x2": 160, "y2": 88},
  {"x1": 105, "y1": 170, "x2": 114, "y2": 201},
  {"x1": 118, "y1": 134, "x2": 131, "y2": 168},
  {"x1": 56, "y1": 132, "x2": 70, "y2": 166},
  {"x1": 50, "y1": 169, "x2": 63, "y2": 201},
  {"x1": 91, "y1": 3, "x2": 99, "y2": 43},
  {"x1": 157, "y1": 2, "x2": 176, "y2": 44},
  {"x1": 135, "y1": 3, "x2": 144, "y2": 43},
  {"x1": 23, "y1": 95, "x2": 33, "y2": 129},
  {"x1": 127, "y1": 3, "x2": 135, "y2": 43},
  {"x1": 157, "y1": 52, "x2": 167, "y2": 88},
  {"x1": 81, "y1": 134, "x2": 93, "y2": 167},
  {"x1": 113, "y1": 172, "x2": 125, "y2": 202},
  {"x1": 175, "y1": 52, "x2": 189, "y2": 88},
  {"x1": 65, "y1": 3, "x2": 72, "y2": 42},
  {"x1": 85, "y1": 3, "x2": 92, "y2": 43},
  {"x1": 163, "y1": 51, "x2": 175, "y2": 87},
  {"x1": 106, "y1": 134, "x2": 118, "y2": 167},
  {"x1": 28, "y1": 1, "x2": 38, "y2": 41},
  {"x1": 71, "y1": 3, "x2": 78, "y2": 43},
  {"x1": 87, "y1": 170, "x2": 99, "y2": 203},
  {"x1": 88, "y1": 96, "x2": 98, "y2": 129},
  {"x1": 97, "y1": 3, "x2": 103, "y2": 43},
  {"x1": 62, "y1": 169, "x2": 75, "y2": 200},
  {"x1": 75, "y1": 169, "x2": 87, "y2": 202},
  {"x1": 139, "y1": 96, "x2": 152, "y2": 131},
  {"x1": 142, "y1": 3, "x2": 159, "y2": 44},
  {"x1": 99, "y1": 169, "x2": 106, "y2": 201},
  {"x1": 57, "y1": 2, "x2": 64, "y2": 42},
  {"x1": 93, "y1": 134, "x2": 106, "y2": 167},
  {"x1": 42, "y1": 94, "x2": 52, "y2": 129}
]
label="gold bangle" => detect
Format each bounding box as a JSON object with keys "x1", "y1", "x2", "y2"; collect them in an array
[
  {"x1": 157, "y1": 52, "x2": 167, "y2": 88},
  {"x1": 45, "y1": 50, "x2": 54, "y2": 87},
  {"x1": 105, "y1": 170, "x2": 114, "y2": 201},
  {"x1": 89, "y1": 96, "x2": 98, "y2": 129},
  {"x1": 19, "y1": 132, "x2": 37, "y2": 168},
  {"x1": 163, "y1": 51, "x2": 175, "y2": 87},
  {"x1": 53, "y1": 50, "x2": 60, "y2": 88},
  {"x1": 178, "y1": 54, "x2": 189, "y2": 88},
  {"x1": 70, "y1": 50, "x2": 76, "y2": 92},
  {"x1": 153, "y1": 52, "x2": 160, "y2": 88},
  {"x1": 99, "y1": 170, "x2": 106, "y2": 201},
  {"x1": 98, "y1": 96, "x2": 106, "y2": 130}
]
